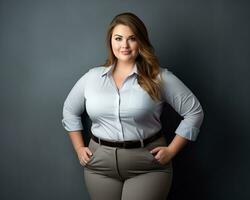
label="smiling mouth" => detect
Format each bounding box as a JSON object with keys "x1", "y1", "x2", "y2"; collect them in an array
[{"x1": 121, "y1": 51, "x2": 131, "y2": 54}]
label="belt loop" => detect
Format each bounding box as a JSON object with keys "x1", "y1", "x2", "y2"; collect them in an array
[
  {"x1": 98, "y1": 137, "x2": 101, "y2": 146},
  {"x1": 140, "y1": 139, "x2": 144, "y2": 148}
]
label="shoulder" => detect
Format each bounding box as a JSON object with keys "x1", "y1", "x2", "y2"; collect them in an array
[
  {"x1": 78, "y1": 65, "x2": 106, "y2": 80},
  {"x1": 159, "y1": 66, "x2": 193, "y2": 96},
  {"x1": 88, "y1": 65, "x2": 106, "y2": 74},
  {"x1": 158, "y1": 66, "x2": 188, "y2": 89},
  {"x1": 158, "y1": 66, "x2": 176, "y2": 81}
]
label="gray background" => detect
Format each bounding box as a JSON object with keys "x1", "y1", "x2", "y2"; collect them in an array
[{"x1": 1, "y1": 0, "x2": 249, "y2": 199}]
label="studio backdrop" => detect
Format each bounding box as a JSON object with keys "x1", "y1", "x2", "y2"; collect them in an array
[{"x1": 0, "y1": 0, "x2": 249, "y2": 200}]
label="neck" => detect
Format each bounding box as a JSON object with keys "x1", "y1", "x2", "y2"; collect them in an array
[{"x1": 115, "y1": 60, "x2": 135, "y2": 73}]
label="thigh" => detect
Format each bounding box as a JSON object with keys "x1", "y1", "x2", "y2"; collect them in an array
[
  {"x1": 84, "y1": 168, "x2": 124, "y2": 200},
  {"x1": 121, "y1": 171, "x2": 173, "y2": 200}
]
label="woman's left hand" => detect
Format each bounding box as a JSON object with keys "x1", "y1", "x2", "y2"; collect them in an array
[{"x1": 150, "y1": 146, "x2": 176, "y2": 165}]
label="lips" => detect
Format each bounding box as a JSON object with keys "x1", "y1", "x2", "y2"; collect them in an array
[{"x1": 121, "y1": 51, "x2": 131, "y2": 54}]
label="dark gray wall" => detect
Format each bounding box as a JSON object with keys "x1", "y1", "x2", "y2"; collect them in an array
[{"x1": 1, "y1": 0, "x2": 249, "y2": 199}]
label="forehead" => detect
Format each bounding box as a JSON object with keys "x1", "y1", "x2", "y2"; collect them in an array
[{"x1": 112, "y1": 24, "x2": 135, "y2": 36}]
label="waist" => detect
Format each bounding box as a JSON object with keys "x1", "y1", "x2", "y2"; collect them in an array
[{"x1": 91, "y1": 130, "x2": 163, "y2": 149}]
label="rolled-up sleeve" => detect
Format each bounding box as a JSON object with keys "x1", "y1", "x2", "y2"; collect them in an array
[
  {"x1": 61, "y1": 70, "x2": 89, "y2": 132},
  {"x1": 161, "y1": 68, "x2": 204, "y2": 141}
]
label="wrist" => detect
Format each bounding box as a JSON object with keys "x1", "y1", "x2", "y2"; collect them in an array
[
  {"x1": 167, "y1": 134, "x2": 189, "y2": 157},
  {"x1": 166, "y1": 146, "x2": 178, "y2": 158},
  {"x1": 75, "y1": 145, "x2": 84, "y2": 152}
]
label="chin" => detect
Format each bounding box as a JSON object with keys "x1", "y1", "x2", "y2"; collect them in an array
[
  {"x1": 118, "y1": 58, "x2": 134, "y2": 63},
  {"x1": 117, "y1": 56, "x2": 136, "y2": 62}
]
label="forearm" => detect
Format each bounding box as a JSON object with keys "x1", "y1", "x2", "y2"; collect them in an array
[
  {"x1": 167, "y1": 134, "x2": 190, "y2": 157},
  {"x1": 68, "y1": 131, "x2": 86, "y2": 153}
]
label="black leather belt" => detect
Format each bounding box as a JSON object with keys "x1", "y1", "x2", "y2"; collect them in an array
[{"x1": 91, "y1": 130, "x2": 163, "y2": 149}]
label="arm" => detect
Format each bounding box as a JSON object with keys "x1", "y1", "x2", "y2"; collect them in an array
[
  {"x1": 68, "y1": 131, "x2": 86, "y2": 152},
  {"x1": 151, "y1": 68, "x2": 204, "y2": 163},
  {"x1": 68, "y1": 130, "x2": 93, "y2": 165},
  {"x1": 167, "y1": 134, "x2": 189, "y2": 157},
  {"x1": 61, "y1": 73, "x2": 87, "y2": 132},
  {"x1": 160, "y1": 68, "x2": 204, "y2": 142},
  {"x1": 62, "y1": 70, "x2": 93, "y2": 165}
]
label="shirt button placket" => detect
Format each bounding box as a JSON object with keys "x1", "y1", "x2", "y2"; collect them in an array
[
  {"x1": 117, "y1": 90, "x2": 124, "y2": 140},
  {"x1": 109, "y1": 74, "x2": 125, "y2": 141}
]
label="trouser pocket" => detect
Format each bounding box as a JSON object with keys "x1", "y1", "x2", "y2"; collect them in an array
[
  {"x1": 86, "y1": 139, "x2": 102, "y2": 166},
  {"x1": 143, "y1": 135, "x2": 171, "y2": 166}
]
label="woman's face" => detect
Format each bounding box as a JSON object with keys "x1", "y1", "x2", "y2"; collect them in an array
[{"x1": 111, "y1": 24, "x2": 139, "y2": 64}]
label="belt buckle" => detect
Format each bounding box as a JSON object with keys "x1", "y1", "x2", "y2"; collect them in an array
[
  {"x1": 122, "y1": 140, "x2": 144, "y2": 148},
  {"x1": 123, "y1": 141, "x2": 134, "y2": 148},
  {"x1": 122, "y1": 142, "x2": 126, "y2": 148},
  {"x1": 123, "y1": 141, "x2": 129, "y2": 148}
]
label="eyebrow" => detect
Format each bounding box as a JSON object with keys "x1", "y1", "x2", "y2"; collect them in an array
[{"x1": 113, "y1": 34, "x2": 135, "y2": 38}]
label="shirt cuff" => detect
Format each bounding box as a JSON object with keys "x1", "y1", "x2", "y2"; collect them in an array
[
  {"x1": 61, "y1": 117, "x2": 83, "y2": 132},
  {"x1": 175, "y1": 120, "x2": 200, "y2": 141}
]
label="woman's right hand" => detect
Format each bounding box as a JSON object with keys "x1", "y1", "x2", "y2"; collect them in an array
[{"x1": 76, "y1": 146, "x2": 93, "y2": 166}]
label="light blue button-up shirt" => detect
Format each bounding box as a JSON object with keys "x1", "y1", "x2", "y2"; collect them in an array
[{"x1": 62, "y1": 62, "x2": 204, "y2": 141}]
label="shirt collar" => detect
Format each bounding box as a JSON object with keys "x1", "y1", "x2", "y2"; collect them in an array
[{"x1": 101, "y1": 62, "x2": 138, "y2": 77}]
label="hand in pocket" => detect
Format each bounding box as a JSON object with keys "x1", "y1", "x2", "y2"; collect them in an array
[
  {"x1": 76, "y1": 147, "x2": 93, "y2": 166},
  {"x1": 150, "y1": 146, "x2": 175, "y2": 165}
]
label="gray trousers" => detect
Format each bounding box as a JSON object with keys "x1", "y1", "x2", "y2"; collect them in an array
[{"x1": 83, "y1": 134, "x2": 173, "y2": 200}]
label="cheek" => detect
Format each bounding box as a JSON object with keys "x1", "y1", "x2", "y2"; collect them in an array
[
  {"x1": 111, "y1": 39, "x2": 119, "y2": 47},
  {"x1": 131, "y1": 43, "x2": 139, "y2": 51},
  {"x1": 111, "y1": 42, "x2": 119, "y2": 52}
]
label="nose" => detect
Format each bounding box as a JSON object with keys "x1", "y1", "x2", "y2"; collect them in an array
[{"x1": 122, "y1": 39, "x2": 129, "y2": 48}]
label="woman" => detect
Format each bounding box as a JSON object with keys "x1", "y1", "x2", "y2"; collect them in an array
[{"x1": 62, "y1": 12, "x2": 204, "y2": 200}]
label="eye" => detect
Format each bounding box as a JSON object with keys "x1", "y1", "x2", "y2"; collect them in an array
[
  {"x1": 130, "y1": 37, "x2": 136, "y2": 41},
  {"x1": 115, "y1": 37, "x2": 122, "y2": 41}
]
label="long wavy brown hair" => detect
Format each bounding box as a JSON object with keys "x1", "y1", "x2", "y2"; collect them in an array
[{"x1": 101, "y1": 12, "x2": 163, "y2": 101}]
